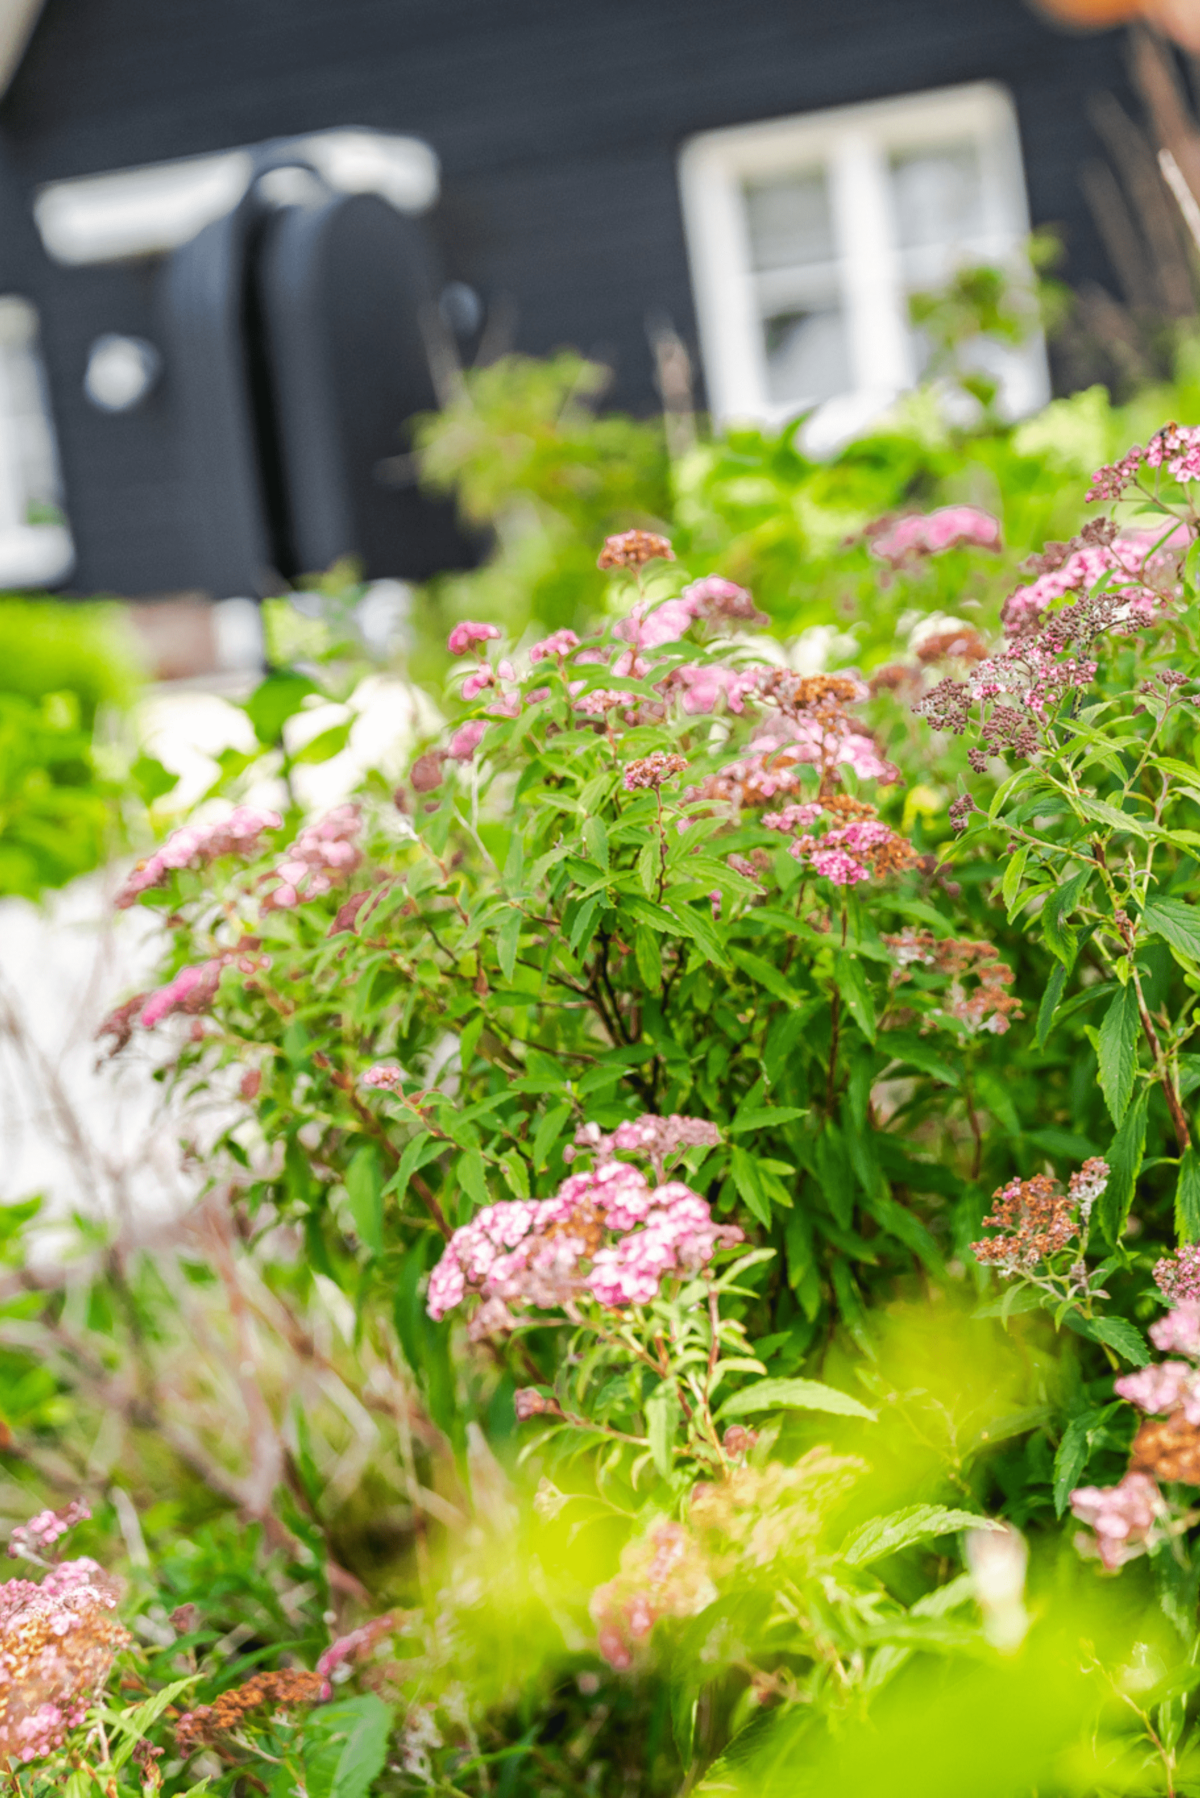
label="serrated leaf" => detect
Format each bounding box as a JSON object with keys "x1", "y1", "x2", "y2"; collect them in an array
[
  {"x1": 635, "y1": 925, "x2": 662, "y2": 991},
  {"x1": 304, "y1": 1693, "x2": 391, "y2": 1798},
  {"x1": 841, "y1": 1504, "x2": 999, "y2": 1567},
  {"x1": 1097, "y1": 981, "x2": 1139, "y2": 1125},
  {"x1": 456, "y1": 1148, "x2": 489, "y2": 1209},
  {"x1": 729, "y1": 1106, "x2": 808, "y2": 1135},
  {"x1": 1001, "y1": 844, "x2": 1030, "y2": 919},
  {"x1": 499, "y1": 1149, "x2": 531, "y2": 1200},
  {"x1": 1035, "y1": 960, "x2": 1067, "y2": 1049},
  {"x1": 1143, "y1": 896, "x2": 1200, "y2": 962},
  {"x1": 637, "y1": 840, "x2": 659, "y2": 898},
  {"x1": 1176, "y1": 1147, "x2": 1200, "y2": 1244},
  {"x1": 834, "y1": 954, "x2": 876, "y2": 1044},
  {"x1": 345, "y1": 1144, "x2": 384, "y2": 1256},
  {"x1": 386, "y1": 1132, "x2": 442, "y2": 1202},
  {"x1": 1100, "y1": 1086, "x2": 1149, "y2": 1246},
  {"x1": 533, "y1": 1103, "x2": 571, "y2": 1172},
  {"x1": 496, "y1": 907, "x2": 522, "y2": 981},
  {"x1": 1079, "y1": 1313, "x2": 1149, "y2": 1365},
  {"x1": 1053, "y1": 1414, "x2": 1097, "y2": 1516},
  {"x1": 583, "y1": 814, "x2": 609, "y2": 872},
  {"x1": 1076, "y1": 794, "x2": 1149, "y2": 839},
  {"x1": 645, "y1": 1383, "x2": 678, "y2": 1479},
  {"x1": 731, "y1": 946, "x2": 803, "y2": 1006},
  {"x1": 719, "y1": 1376, "x2": 875, "y2": 1422},
  {"x1": 729, "y1": 1145, "x2": 772, "y2": 1227}
]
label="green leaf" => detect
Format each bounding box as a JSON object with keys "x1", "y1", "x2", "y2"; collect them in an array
[
  {"x1": 729, "y1": 1145, "x2": 772, "y2": 1227},
  {"x1": 645, "y1": 1382, "x2": 678, "y2": 1479},
  {"x1": 1053, "y1": 1414, "x2": 1097, "y2": 1516},
  {"x1": 1035, "y1": 960, "x2": 1067, "y2": 1049},
  {"x1": 635, "y1": 925, "x2": 662, "y2": 991},
  {"x1": 637, "y1": 840, "x2": 658, "y2": 898},
  {"x1": 345, "y1": 1144, "x2": 384, "y2": 1256},
  {"x1": 1097, "y1": 981, "x2": 1139, "y2": 1126},
  {"x1": 1100, "y1": 1086, "x2": 1150, "y2": 1245},
  {"x1": 496, "y1": 907, "x2": 522, "y2": 982},
  {"x1": 1000, "y1": 844, "x2": 1029, "y2": 920},
  {"x1": 292, "y1": 718, "x2": 353, "y2": 765},
  {"x1": 304, "y1": 1693, "x2": 391, "y2": 1798},
  {"x1": 833, "y1": 954, "x2": 877, "y2": 1044},
  {"x1": 1176, "y1": 1147, "x2": 1200, "y2": 1244},
  {"x1": 1077, "y1": 1313, "x2": 1150, "y2": 1366},
  {"x1": 731, "y1": 947, "x2": 803, "y2": 1006},
  {"x1": 729, "y1": 1106, "x2": 808, "y2": 1135},
  {"x1": 841, "y1": 1505, "x2": 999, "y2": 1567},
  {"x1": 583, "y1": 814, "x2": 609, "y2": 872},
  {"x1": 533, "y1": 1104, "x2": 571, "y2": 1172},
  {"x1": 1143, "y1": 896, "x2": 1200, "y2": 963},
  {"x1": 499, "y1": 1149, "x2": 530, "y2": 1200},
  {"x1": 457, "y1": 1148, "x2": 490, "y2": 1209},
  {"x1": 719, "y1": 1376, "x2": 875, "y2": 1422},
  {"x1": 1075, "y1": 794, "x2": 1149, "y2": 840},
  {"x1": 386, "y1": 1132, "x2": 442, "y2": 1202},
  {"x1": 244, "y1": 670, "x2": 319, "y2": 743}
]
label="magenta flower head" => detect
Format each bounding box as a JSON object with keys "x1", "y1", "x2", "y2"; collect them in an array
[
  {"x1": 447, "y1": 719, "x2": 487, "y2": 762},
  {"x1": 528, "y1": 629, "x2": 580, "y2": 663},
  {"x1": 868, "y1": 507, "x2": 1001, "y2": 568},
  {"x1": 448, "y1": 621, "x2": 501, "y2": 656}
]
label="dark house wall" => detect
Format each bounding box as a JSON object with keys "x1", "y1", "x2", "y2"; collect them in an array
[{"x1": 0, "y1": 0, "x2": 1135, "y2": 595}]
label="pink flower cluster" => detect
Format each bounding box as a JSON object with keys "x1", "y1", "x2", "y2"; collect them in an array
[
  {"x1": 426, "y1": 1155, "x2": 742, "y2": 1329},
  {"x1": 1001, "y1": 537, "x2": 1159, "y2": 636},
  {"x1": 1150, "y1": 1302, "x2": 1200, "y2": 1358},
  {"x1": 139, "y1": 958, "x2": 225, "y2": 1030},
  {"x1": 1114, "y1": 1360, "x2": 1200, "y2": 1422},
  {"x1": 0, "y1": 1548, "x2": 128, "y2": 1764},
  {"x1": 1154, "y1": 1244, "x2": 1200, "y2": 1304},
  {"x1": 361, "y1": 1062, "x2": 405, "y2": 1092},
  {"x1": 763, "y1": 812, "x2": 915, "y2": 888},
  {"x1": 567, "y1": 1113, "x2": 721, "y2": 1166},
  {"x1": 1146, "y1": 422, "x2": 1200, "y2": 484},
  {"x1": 868, "y1": 506, "x2": 1000, "y2": 567},
  {"x1": 1070, "y1": 1472, "x2": 1163, "y2": 1571},
  {"x1": 264, "y1": 805, "x2": 362, "y2": 910},
  {"x1": 528, "y1": 629, "x2": 581, "y2": 662},
  {"x1": 589, "y1": 1521, "x2": 715, "y2": 1669},
  {"x1": 7, "y1": 1503, "x2": 90, "y2": 1562},
  {"x1": 115, "y1": 806, "x2": 282, "y2": 908},
  {"x1": 448, "y1": 621, "x2": 501, "y2": 655}
]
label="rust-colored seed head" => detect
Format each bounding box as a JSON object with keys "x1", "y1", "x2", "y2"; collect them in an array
[
  {"x1": 597, "y1": 530, "x2": 675, "y2": 571},
  {"x1": 174, "y1": 1669, "x2": 326, "y2": 1753},
  {"x1": 1131, "y1": 1410, "x2": 1200, "y2": 1484}
]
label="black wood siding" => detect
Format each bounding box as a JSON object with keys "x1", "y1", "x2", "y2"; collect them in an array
[{"x1": 0, "y1": 0, "x2": 1137, "y2": 594}]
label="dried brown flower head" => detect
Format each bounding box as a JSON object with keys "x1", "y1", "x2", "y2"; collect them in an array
[
  {"x1": 972, "y1": 1175, "x2": 1075, "y2": 1273},
  {"x1": 915, "y1": 626, "x2": 990, "y2": 665},
  {"x1": 597, "y1": 531, "x2": 674, "y2": 571},
  {"x1": 174, "y1": 1669, "x2": 326, "y2": 1754},
  {"x1": 623, "y1": 752, "x2": 688, "y2": 791},
  {"x1": 1131, "y1": 1409, "x2": 1200, "y2": 1484}
]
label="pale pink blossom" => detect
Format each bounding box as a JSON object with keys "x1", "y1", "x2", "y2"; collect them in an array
[
  {"x1": 316, "y1": 1614, "x2": 396, "y2": 1695},
  {"x1": 615, "y1": 597, "x2": 697, "y2": 652},
  {"x1": 361, "y1": 1063, "x2": 405, "y2": 1092},
  {"x1": 461, "y1": 668, "x2": 494, "y2": 701},
  {"x1": 590, "y1": 1521, "x2": 715, "y2": 1669},
  {"x1": 1154, "y1": 1245, "x2": 1200, "y2": 1305},
  {"x1": 869, "y1": 507, "x2": 1000, "y2": 567},
  {"x1": 115, "y1": 805, "x2": 282, "y2": 908},
  {"x1": 528, "y1": 630, "x2": 581, "y2": 662},
  {"x1": 485, "y1": 691, "x2": 522, "y2": 719},
  {"x1": 1001, "y1": 538, "x2": 1159, "y2": 636},
  {"x1": 139, "y1": 960, "x2": 223, "y2": 1029},
  {"x1": 1070, "y1": 1472, "x2": 1163, "y2": 1569},
  {"x1": 1145, "y1": 421, "x2": 1200, "y2": 483},
  {"x1": 447, "y1": 720, "x2": 487, "y2": 762},
  {"x1": 662, "y1": 663, "x2": 760, "y2": 714},
  {"x1": 447, "y1": 621, "x2": 501, "y2": 655},
  {"x1": 7, "y1": 1503, "x2": 90, "y2": 1562},
  {"x1": 804, "y1": 847, "x2": 869, "y2": 886},
  {"x1": 263, "y1": 805, "x2": 362, "y2": 909},
  {"x1": 1150, "y1": 1303, "x2": 1200, "y2": 1359},
  {"x1": 1114, "y1": 1360, "x2": 1199, "y2": 1419},
  {"x1": 679, "y1": 575, "x2": 763, "y2": 624}
]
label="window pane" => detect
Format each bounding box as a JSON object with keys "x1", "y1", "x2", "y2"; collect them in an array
[
  {"x1": 889, "y1": 143, "x2": 986, "y2": 252},
  {"x1": 743, "y1": 170, "x2": 835, "y2": 272},
  {"x1": 762, "y1": 306, "x2": 852, "y2": 407},
  {"x1": 0, "y1": 300, "x2": 72, "y2": 587}
]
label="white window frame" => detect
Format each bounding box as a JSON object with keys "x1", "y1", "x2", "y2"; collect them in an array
[{"x1": 678, "y1": 81, "x2": 1050, "y2": 439}]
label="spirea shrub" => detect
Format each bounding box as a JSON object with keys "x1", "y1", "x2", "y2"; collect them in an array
[{"x1": 50, "y1": 418, "x2": 1200, "y2": 1793}]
